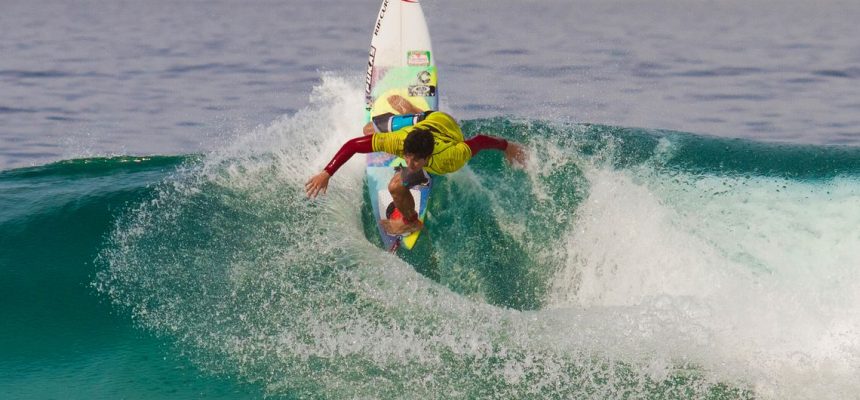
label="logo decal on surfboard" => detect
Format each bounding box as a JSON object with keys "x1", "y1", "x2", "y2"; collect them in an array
[
  {"x1": 373, "y1": 0, "x2": 390, "y2": 37},
  {"x1": 365, "y1": 46, "x2": 377, "y2": 107},
  {"x1": 417, "y1": 70, "x2": 431, "y2": 84},
  {"x1": 408, "y1": 85, "x2": 436, "y2": 97},
  {"x1": 407, "y1": 50, "x2": 431, "y2": 66}
]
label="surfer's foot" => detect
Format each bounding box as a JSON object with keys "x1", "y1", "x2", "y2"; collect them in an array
[{"x1": 381, "y1": 218, "x2": 423, "y2": 235}]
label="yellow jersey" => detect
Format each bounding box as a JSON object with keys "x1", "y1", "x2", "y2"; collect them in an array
[{"x1": 371, "y1": 112, "x2": 472, "y2": 175}]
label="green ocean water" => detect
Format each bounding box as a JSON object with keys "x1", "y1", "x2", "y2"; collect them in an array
[{"x1": 3, "y1": 86, "x2": 860, "y2": 398}]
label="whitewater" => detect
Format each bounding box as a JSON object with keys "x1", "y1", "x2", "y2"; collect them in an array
[{"x1": 1, "y1": 75, "x2": 856, "y2": 398}]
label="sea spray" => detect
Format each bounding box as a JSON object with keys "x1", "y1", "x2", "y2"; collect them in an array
[{"x1": 89, "y1": 76, "x2": 860, "y2": 398}]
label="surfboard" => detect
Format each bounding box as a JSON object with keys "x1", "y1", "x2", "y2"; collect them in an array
[{"x1": 364, "y1": 0, "x2": 438, "y2": 252}]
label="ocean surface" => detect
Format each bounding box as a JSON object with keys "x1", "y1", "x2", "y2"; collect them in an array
[{"x1": 2, "y1": 0, "x2": 860, "y2": 399}]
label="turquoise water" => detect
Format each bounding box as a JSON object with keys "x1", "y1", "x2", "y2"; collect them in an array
[
  {"x1": 0, "y1": 156, "x2": 264, "y2": 398},
  {"x1": 3, "y1": 79, "x2": 859, "y2": 398}
]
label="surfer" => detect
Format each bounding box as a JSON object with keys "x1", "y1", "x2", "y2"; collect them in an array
[{"x1": 305, "y1": 95, "x2": 527, "y2": 235}]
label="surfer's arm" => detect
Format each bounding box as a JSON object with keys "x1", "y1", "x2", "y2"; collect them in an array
[
  {"x1": 465, "y1": 135, "x2": 508, "y2": 154},
  {"x1": 324, "y1": 135, "x2": 373, "y2": 176},
  {"x1": 305, "y1": 136, "x2": 373, "y2": 198},
  {"x1": 466, "y1": 135, "x2": 528, "y2": 167}
]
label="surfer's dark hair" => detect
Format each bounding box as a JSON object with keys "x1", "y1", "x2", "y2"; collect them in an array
[{"x1": 404, "y1": 127, "x2": 434, "y2": 159}]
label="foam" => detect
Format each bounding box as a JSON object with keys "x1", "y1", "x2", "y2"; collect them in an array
[
  {"x1": 547, "y1": 161, "x2": 860, "y2": 398},
  {"x1": 97, "y1": 75, "x2": 860, "y2": 399}
]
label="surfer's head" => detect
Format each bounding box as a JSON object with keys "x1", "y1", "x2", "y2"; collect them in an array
[{"x1": 403, "y1": 127, "x2": 434, "y2": 169}]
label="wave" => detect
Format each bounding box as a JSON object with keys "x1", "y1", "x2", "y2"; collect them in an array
[{"x1": 3, "y1": 76, "x2": 859, "y2": 399}]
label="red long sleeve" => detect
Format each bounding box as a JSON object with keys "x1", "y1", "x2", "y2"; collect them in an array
[
  {"x1": 465, "y1": 135, "x2": 508, "y2": 156},
  {"x1": 324, "y1": 135, "x2": 373, "y2": 176},
  {"x1": 324, "y1": 134, "x2": 507, "y2": 176}
]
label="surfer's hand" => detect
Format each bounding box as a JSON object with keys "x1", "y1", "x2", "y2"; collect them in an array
[
  {"x1": 305, "y1": 171, "x2": 331, "y2": 198},
  {"x1": 363, "y1": 122, "x2": 375, "y2": 136},
  {"x1": 504, "y1": 142, "x2": 528, "y2": 168}
]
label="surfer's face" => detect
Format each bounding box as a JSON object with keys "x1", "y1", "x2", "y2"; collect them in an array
[{"x1": 404, "y1": 154, "x2": 428, "y2": 172}]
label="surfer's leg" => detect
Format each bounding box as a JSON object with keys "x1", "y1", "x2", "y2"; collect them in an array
[
  {"x1": 381, "y1": 171, "x2": 423, "y2": 235},
  {"x1": 388, "y1": 171, "x2": 416, "y2": 220},
  {"x1": 387, "y1": 95, "x2": 425, "y2": 115}
]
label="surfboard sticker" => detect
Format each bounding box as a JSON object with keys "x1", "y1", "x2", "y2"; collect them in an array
[{"x1": 407, "y1": 50, "x2": 431, "y2": 66}]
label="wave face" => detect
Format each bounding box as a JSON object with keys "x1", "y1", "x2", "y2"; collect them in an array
[{"x1": 4, "y1": 77, "x2": 860, "y2": 399}]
